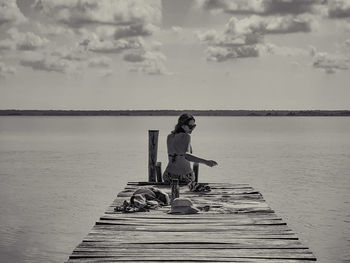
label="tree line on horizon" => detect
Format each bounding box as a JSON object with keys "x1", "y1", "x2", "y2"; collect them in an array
[{"x1": 0, "y1": 110, "x2": 349, "y2": 116}]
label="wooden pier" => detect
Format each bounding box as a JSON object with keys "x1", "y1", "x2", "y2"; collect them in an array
[{"x1": 67, "y1": 182, "x2": 316, "y2": 262}]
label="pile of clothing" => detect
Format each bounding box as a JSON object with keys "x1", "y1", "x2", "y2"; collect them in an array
[
  {"x1": 114, "y1": 187, "x2": 170, "y2": 213},
  {"x1": 188, "y1": 181, "x2": 211, "y2": 192}
]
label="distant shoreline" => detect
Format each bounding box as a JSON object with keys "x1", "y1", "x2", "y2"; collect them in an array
[{"x1": 0, "y1": 110, "x2": 350, "y2": 116}]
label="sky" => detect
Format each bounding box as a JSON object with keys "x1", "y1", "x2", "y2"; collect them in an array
[{"x1": 0, "y1": 0, "x2": 350, "y2": 110}]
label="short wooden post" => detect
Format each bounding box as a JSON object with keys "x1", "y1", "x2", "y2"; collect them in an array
[
  {"x1": 170, "y1": 179, "x2": 180, "y2": 204},
  {"x1": 148, "y1": 130, "x2": 159, "y2": 182},
  {"x1": 155, "y1": 162, "x2": 162, "y2": 182},
  {"x1": 193, "y1": 162, "x2": 199, "y2": 182}
]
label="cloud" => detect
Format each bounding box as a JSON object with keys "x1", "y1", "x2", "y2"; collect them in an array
[
  {"x1": 34, "y1": 0, "x2": 161, "y2": 28},
  {"x1": 123, "y1": 51, "x2": 147, "y2": 62},
  {"x1": 311, "y1": 51, "x2": 349, "y2": 73},
  {"x1": 206, "y1": 45, "x2": 259, "y2": 61},
  {"x1": 172, "y1": 26, "x2": 183, "y2": 34},
  {"x1": 20, "y1": 54, "x2": 80, "y2": 74},
  {"x1": 198, "y1": 15, "x2": 315, "y2": 61},
  {"x1": 124, "y1": 50, "x2": 169, "y2": 75},
  {"x1": 35, "y1": 22, "x2": 74, "y2": 36},
  {"x1": 0, "y1": 0, "x2": 26, "y2": 26},
  {"x1": 328, "y1": 0, "x2": 350, "y2": 18},
  {"x1": 226, "y1": 15, "x2": 315, "y2": 36},
  {"x1": 0, "y1": 39, "x2": 14, "y2": 51},
  {"x1": 50, "y1": 46, "x2": 89, "y2": 62},
  {"x1": 114, "y1": 23, "x2": 157, "y2": 39},
  {"x1": 260, "y1": 43, "x2": 309, "y2": 56},
  {"x1": 7, "y1": 28, "x2": 48, "y2": 51},
  {"x1": 0, "y1": 61, "x2": 16, "y2": 77},
  {"x1": 80, "y1": 37, "x2": 144, "y2": 53},
  {"x1": 88, "y1": 56, "x2": 112, "y2": 68},
  {"x1": 99, "y1": 69, "x2": 113, "y2": 77},
  {"x1": 309, "y1": 41, "x2": 350, "y2": 73},
  {"x1": 196, "y1": 0, "x2": 325, "y2": 16}
]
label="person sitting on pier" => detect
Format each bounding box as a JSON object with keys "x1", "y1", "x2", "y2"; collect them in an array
[{"x1": 163, "y1": 113, "x2": 218, "y2": 185}]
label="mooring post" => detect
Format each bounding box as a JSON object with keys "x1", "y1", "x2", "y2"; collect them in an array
[
  {"x1": 193, "y1": 162, "x2": 199, "y2": 182},
  {"x1": 148, "y1": 130, "x2": 159, "y2": 182},
  {"x1": 170, "y1": 178, "x2": 179, "y2": 204},
  {"x1": 155, "y1": 162, "x2": 162, "y2": 182}
]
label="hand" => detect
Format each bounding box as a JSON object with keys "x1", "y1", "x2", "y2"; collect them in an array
[{"x1": 205, "y1": 160, "x2": 218, "y2": 167}]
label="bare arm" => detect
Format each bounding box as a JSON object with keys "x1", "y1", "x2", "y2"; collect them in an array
[
  {"x1": 184, "y1": 134, "x2": 217, "y2": 167},
  {"x1": 185, "y1": 153, "x2": 218, "y2": 167}
]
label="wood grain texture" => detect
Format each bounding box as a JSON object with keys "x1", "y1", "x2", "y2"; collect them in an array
[{"x1": 66, "y1": 182, "x2": 316, "y2": 262}]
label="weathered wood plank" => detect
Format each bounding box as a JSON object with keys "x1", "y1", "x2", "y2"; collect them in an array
[
  {"x1": 69, "y1": 248, "x2": 314, "y2": 260},
  {"x1": 83, "y1": 233, "x2": 300, "y2": 243},
  {"x1": 76, "y1": 239, "x2": 308, "y2": 249},
  {"x1": 100, "y1": 212, "x2": 281, "y2": 220},
  {"x1": 93, "y1": 221, "x2": 290, "y2": 230},
  {"x1": 67, "y1": 182, "x2": 316, "y2": 262},
  {"x1": 67, "y1": 260, "x2": 315, "y2": 263},
  {"x1": 99, "y1": 217, "x2": 285, "y2": 226},
  {"x1": 67, "y1": 259, "x2": 315, "y2": 263}
]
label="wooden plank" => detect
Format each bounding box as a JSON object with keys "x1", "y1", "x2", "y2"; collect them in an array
[
  {"x1": 67, "y1": 182, "x2": 316, "y2": 262},
  {"x1": 76, "y1": 239, "x2": 308, "y2": 249},
  {"x1": 69, "y1": 248, "x2": 314, "y2": 260},
  {"x1": 88, "y1": 228, "x2": 295, "y2": 237},
  {"x1": 67, "y1": 259, "x2": 315, "y2": 263},
  {"x1": 104, "y1": 206, "x2": 275, "y2": 214},
  {"x1": 100, "y1": 212, "x2": 281, "y2": 220},
  {"x1": 83, "y1": 233, "x2": 300, "y2": 243},
  {"x1": 117, "y1": 189, "x2": 260, "y2": 197},
  {"x1": 99, "y1": 217, "x2": 285, "y2": 225}
]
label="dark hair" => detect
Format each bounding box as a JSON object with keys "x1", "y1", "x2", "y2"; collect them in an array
[{"x1": 172, "y1": 113, "x2": 195, "y2": 134}]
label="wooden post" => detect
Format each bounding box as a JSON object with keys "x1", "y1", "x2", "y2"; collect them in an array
[
  {"x1": 170, "y1": 179, "x2": 179, "y2": 204},
  {"x1": 193, "y1": 162, "x2": 199, "y2": 182},
  {"x1": 155, "y1": 162, "x2": 162, "y2": 182},
  {"x1": 148, "y1": 130, "x2": 159, "y2": 182}
]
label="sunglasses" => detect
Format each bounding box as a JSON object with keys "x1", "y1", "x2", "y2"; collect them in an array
[{"x1": 187, "y1": 123, "x2": 196, "y2": 129}]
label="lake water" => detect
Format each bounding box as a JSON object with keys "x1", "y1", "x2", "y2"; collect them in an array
[{"x1": 0, "y1": 116, "x2": 349, "y2": 263}]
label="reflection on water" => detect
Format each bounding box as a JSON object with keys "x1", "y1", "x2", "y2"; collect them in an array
[{"x1": 0, "y1": 116, "x2": 349, "y2": 263}]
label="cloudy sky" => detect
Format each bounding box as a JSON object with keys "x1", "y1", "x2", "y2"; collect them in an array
[{"x1": 0, "y1": 0, "x2": 350, "y2": 110}]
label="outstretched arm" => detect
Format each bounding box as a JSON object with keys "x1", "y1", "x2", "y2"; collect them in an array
[{"x1": 185, "y1": 153, "x2": 218, "y2": 167}]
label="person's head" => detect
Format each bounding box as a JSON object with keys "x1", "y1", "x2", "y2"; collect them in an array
[{"x1": 172, "y1": 113, "x2": 196, "y2": 134}]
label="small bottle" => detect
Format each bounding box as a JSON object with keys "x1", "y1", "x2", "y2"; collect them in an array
[{"x1": 170, "y1": 178, "x2": 180, "y2": 205}]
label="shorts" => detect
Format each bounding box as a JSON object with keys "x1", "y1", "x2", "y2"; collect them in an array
[{"x1": 163, "y1": 171, "x2": 195, "y2": 184}]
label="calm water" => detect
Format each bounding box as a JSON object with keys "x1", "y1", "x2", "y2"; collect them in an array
[{"x1": 0, "y1": 116, "x2": 349, "y2": 263}]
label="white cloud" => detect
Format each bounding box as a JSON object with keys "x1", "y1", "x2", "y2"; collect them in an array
[
  {"x1": 198, "y1": 15, "x2": 315, "y2": 61},
  {"x1": 0, "y1": 0, "x2": 26, "y2": 26},
  {"x1": 99, "y1": 69, "x2": 113, "y2": 77},
  {"x1": 309, "y1": 41, "x2": 350, "y2": 74},
  {"x1": 0, "y1": 39, "x2": 14, "y2": 51},
  {"x1": 114, "y1": 23, "x2": 157, "y2": 39},
  {"x1": 20, "y1": 54, "x2": 80, "y2": 74},
  {"x1": 35, "y1": 22, "x2": 74, "y2": 36},
  {"x1": 196, "y1": 0, "x2": 325, "y2": 15},
  {"x1": 312, "y1": 52, "x2": 349, "y2": 73},
  {"x1": 172, "y1": 26, "x2": 183, "y2": 34},
  {"x1": 206, "y1": 45, "x2": 259, "y2": 61},
  {"x1": 125, "y1": 50, "x2": 169, "y2": 75},
  {"x1": 0, "y1": 61, "x2": 16, "y2": 77},
  {"x1": 94, "y1": 26, "x2": 116, "y2": 39},
  {"x1": 81, "y1": 37, "x2": 144, "y2": 53},
  {"x1": 328, "y1": 0, "x2": 350, "y2": 18},
  {"x1": 51, "y1": 46, "x2": 88, "y2": 62},
  {"x1": 88, "y1": 56, "x2": 112, "y2": 68},
  {"x1": 260, "y1": 43, "x2": 309, "y2": 57},
  {"x1": 8, "y1": 28, "x2": 49, "y2": 51},
  {"x1": 226, "y1": 15, "x2": 315, "y2": 36},
  {"x1": 34, "y1": 0, "x2": 161, "y2": 27}
]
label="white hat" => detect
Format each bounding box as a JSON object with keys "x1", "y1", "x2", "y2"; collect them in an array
[{"x1": 168, "y1": 198, "x2": 199, "y2": 214}]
